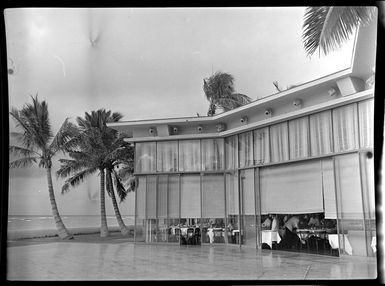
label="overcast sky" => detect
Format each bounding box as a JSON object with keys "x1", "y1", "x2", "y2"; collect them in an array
[{"x1": 5, "y1": 7, "x2": 355, "y2": 215}]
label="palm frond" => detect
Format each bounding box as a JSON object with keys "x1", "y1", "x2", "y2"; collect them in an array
[
  {"x1": 303, "y1": 6, "x2": 376, "y2": 56},
  {"x1": 113, "y1": 170, "x2": 128, "y2": 202},
  {"x1": 9, "y1": 145, "x2": 40, "y2": 158},
  {"x1": 57, "y1": 158, "x2": 88, "y2": 179},
  {"x1": 61, "y1": 167, "x2": 97, "y2": 194},
  {"x1": 50, "y1": 118, "x2": 80, "y2": 155},
  {"x1": 9, "y1": 157, "x2": 37, "y2": 169}
]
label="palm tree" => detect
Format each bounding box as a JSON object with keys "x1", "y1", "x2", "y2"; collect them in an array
[
  {"x1": 57, "y1": 109, "x2": 133, "y2": 237},
  {"x1": 203, "y1": 71, "x2": 252, "y2": 116},
  {"x1": 9, "y1": 95, "x2": 76, "y2": 239},
  {"x1": 302, "y1": 6, "x2": 376, "y2": 57}
]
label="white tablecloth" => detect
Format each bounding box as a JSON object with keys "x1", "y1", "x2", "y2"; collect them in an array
[
  {"x1": 262, "y1": 230, "x2": 281, "y2": 248},
  {"x1": 328, "y1": 234, "x2": 353, "y2": 255},
  {"x1": 371, "y1": 237, "x2": 376, "y2": 253}
]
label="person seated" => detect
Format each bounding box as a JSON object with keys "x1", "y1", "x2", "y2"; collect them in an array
[
  {"x1": 278, "y1": 215, "x2": 303, "y2": 251},
  {"x1": 308, "y1": 214, "x2": 321, "y2": 229},
  {"x1": 262, "y1": 215, "x2": 272, "y2": 230},
  {"x1": 271, "y1": 214, "x2": 279, "y2": 231},
  {"x1": 298, "y1": 214, "x2": 308, "y2": 229}
]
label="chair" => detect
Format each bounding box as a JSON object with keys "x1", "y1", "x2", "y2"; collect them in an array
[
  {"x1": 186, "y1": 228, "x2": 195, "y2": 245},
  {"x1": 194, "y1": 228, "x2": 201, "y2": 245}
]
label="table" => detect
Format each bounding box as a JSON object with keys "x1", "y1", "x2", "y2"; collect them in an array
[
  {"x1": 261, "y1": 230, "x2": 281, "y2": 249},
  {"x1": 328, "y1": 234, "x2": 353, "y2": 255},
  {"x1": 371, "y1": 237, "x2": 376, "y2": 253}
]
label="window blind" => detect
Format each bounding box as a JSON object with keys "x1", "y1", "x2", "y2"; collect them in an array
[
  {"x1": 168, "y1": 175, "x2": 180, "y2": 218},
  {"x1": 241, "y1": 169, "x2": 255, "y2": 215},
  {"x1": 146, "y1": 175, "x2": 157, "y2": 219},
  {"x1": 321, "y1": 158, "x2": 337, "y2": 219},
  {"x1": 202, "y1": 174, "x2": 225, "y2": 218},
  {"x1": 226, "y1": 173, "x2": 239, "y2": 215},
  {"x1": 136, "y1": 176, "x2": 146, "y2": 218},
  {"x1": 180, "y1": 175, "x2": 201, "y2": 218},
  {"x1": 157, "y1": 175, "x2": 168, "y2": 218},
  {"x1": 260, "y1": 160, "x2": 324, "y2": 214}
]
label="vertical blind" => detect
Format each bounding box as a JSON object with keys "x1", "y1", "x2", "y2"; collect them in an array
[
  {"x1": 239, "y1": 131, "x2": 253, "y2": 168},
  {"x1": 253, "y1": 127, "x2": 270, "y2": 164},
  {"x1": 202, "y1": 174, "x2": 225, "y2": 218},
  {"x1": 225, "y1": 135, "x2": 238, "y2": 170},
  {"x1": 260, "y1": 160, "x2": 324, "y2": 214},
  {"x1": 136, "y1": 176, "x2": 147, "y2": 218},
  {"x1": 180, "y1": 175, "x2": 201, "y2": 218},
  {"x1": 146, "y1": 175, "x2": 157, "y2": 218},
  {"x1": 157, "y1": 175, "x2": 168, "y2": 218},
  {"x1": 333, "y1": 103, "x2": 359, "y2": 152},
  {"x1": 179, "y1": 140, "x2": 201, "y2": 171},
  {"x1": 157, "y1": 141, "x2": 178, "y2": 172},
  {"x1": 334, "y1": 153, "x2": 363, "y2": 219},
  {"x1": 226, "y1": 173, "x2": 239, "y2": 215},
  {"x1": 321, "y1": 158, "x2": 337, "y2": 219},
  {"x1": 168, "y1": 175, "x2": 180, "y2": 218},
  {"x1": 241, "y1": 169, "x2": 255, "y2": 215},
  {"x1": 201, "y1": 138, "x2": 224, "y2": 171},
  {"x1": 310, "y1": 110, "x2": 333, "y2": 156},
  {"x1": 358, "y1": 99, "x2": 374, "y2": 149},
  {"x1": 135, "y1": 142, "x2": 156, "y2": 173},
  {"x1": 270, "y1": 122, "x2": 289, "y2": 162},
  {"x1": 289, "y1": 117, "x2": 309, "y2": 159}
]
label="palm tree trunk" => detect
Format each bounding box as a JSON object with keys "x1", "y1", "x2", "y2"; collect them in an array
[
  {"x1": 107, "y1": 172, "x2": 129, "y2": 236},
  {"x1": 99, "y1": 168, "x2": 109, "y2": 237},
  {"x1": 46, "y1": 167, "x2": 73, "y2": 239}
]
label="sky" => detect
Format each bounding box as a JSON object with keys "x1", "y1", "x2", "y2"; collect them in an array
[{"x1": 5, "y1": 7, "x2": 355, "y2": 216}]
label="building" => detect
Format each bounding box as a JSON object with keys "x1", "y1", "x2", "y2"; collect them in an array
[{"x1": 108, "y1": 20, "x2": 377, "y2": 257}]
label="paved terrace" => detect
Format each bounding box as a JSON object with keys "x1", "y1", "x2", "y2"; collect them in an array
[{"x1": 7, "y1": 233, "x2": 377, "y2": 281}]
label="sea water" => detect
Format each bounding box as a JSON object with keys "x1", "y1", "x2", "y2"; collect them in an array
[{"x1": 7, "y1": 215, "x2": 135, "y2": 231}]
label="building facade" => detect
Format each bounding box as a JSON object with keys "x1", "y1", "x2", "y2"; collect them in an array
[{"x1": 108, "y1": 21, "x2": 377, "y2": 257}]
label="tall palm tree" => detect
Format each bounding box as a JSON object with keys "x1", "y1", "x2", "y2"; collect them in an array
[
  {"x1": 302, "y1": 6, "x2": 376, "y2": 57},
  {"x1": 9, "y1": 95, "x2": 76, "y2": 239},
  {"x1": 57, "y1": 109, "x2": 133, "y2": 237},
  {"x1": 203, "y1": 71, "x2": 252, "y2": 116}
]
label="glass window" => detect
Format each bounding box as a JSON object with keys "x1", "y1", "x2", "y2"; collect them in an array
[
  {"x1": 358, "y1": 100, "x2": 374, "y2": 149},
  {"x1": 180, "y1": 175, "x2": 201, "y2": 218},
  {"x1": 202, "y1": 174, "x2": 225, "y2": 218},
  {"x1": 270, "y1": 122, "x2": 289, "y2": 162},
  {"x1": 226, "y1": 173, "x2": 239, "y2": 245},
  {"x1": 135, "y1": 142, "x2": 156, "y2": 173},
  {"x1": 136, "y1": 176, "x2": 146, "y2": 218},
  {"x1": 309, "y1": 110, "x2": 333, "y2": 156},
  {"x1": 225, "y1": 135, "x2": 238, "y2": 170},
  {"x1": 178, "y1": 140, "x2": 201, "y2": 171},
  {"x1": 240, "y1": 169, "x2": 256, "y2": 248},
  {"x1": 289, "y1": 117, "x2": 309, "y2": 159},
  {"x1": 253, "y1": 127, "x2": 270, "y2": 165},
  {"x1": 168, "y1": 175, "x2": 180, "y2": 243},
  {"x1": 157, "y1": 175, "x2": 168, "y2": 218},
  {"x1": 156, "y1": 141, "x2": 178, "y2": 172},
  {"x1": 239, "y1": 131, "x2": 253, "y2": 168},
  {"x1": 332, "y1": 104, "x2": 359, "y2": 152},
  {"x1": 146, "y1": 175, "x2": 157, "y2": 219},
  {"x1": 201, "y1": 138, "x2": 224, "y2": 171}
]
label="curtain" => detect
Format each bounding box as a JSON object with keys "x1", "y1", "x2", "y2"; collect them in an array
[
  {"x1": 156, "y1": 141, "x2": 178, "y2": 172},
  {"x1": 168, "y1": 175, "x2": 180, "y2": 218},
  {"x1": 239, "y1": 131, "x2": 253, "y2": 168},
  {"x1": 334, "y1": 154, "x2": 363, "y2": 219},
  {"x1": 253, "y1": 127, "x2": 270, "y2": 165},
  {"x1": 180, "y1": 175, "x2": 201, "y2": 218},
  {"x1": 358, "y1": 99, "x2": 374, "y2": 149},
  {"x1": 332, "y1": 104, "x2": 359, "y2": 152},
  {"x1": 225, "y1": 135, "x2": 238, "y2": 170},
  {"x1": 270, "y1": 122, "x2": 289, "y2": 162},
  {"x1": 309, "y1": 110, "x2": 333, "y2": 156},
  {"x1": 202, "y1": 174, "x2": 225, "y2": 218},
  {"x1": 135, "y1": 142, "x2": 156, "y2": 173},
  {"x1": 260, "y1": 160, "x2": 324, "y2": 214},
  {"x1": 178, "y1": 140, "x2": 201, "y2": 171},
  {"x1": 321, "y1": 158, "x2": 337, "y2": 219},
  {"x1": 157, "y1": 175, "x2": 168, "y2": 218},
  {"x1": 136, "y1": 176, "x2": 147, "y2": 218},
  {"x1": 146, "y1": 175, "x2": 157, "y2": 219},
  {"x1": 226, "y1": 173, "x2": 239, "y2": 215},
  {"x1": 201, "y1": 138, "x2": 224, "y2": 171},
  {"x1": 241, "y1": 169, "x2": 255, "y2": 215},
  {"x1": 289, "y1": 116, "x2": 309, "y2": 159}
]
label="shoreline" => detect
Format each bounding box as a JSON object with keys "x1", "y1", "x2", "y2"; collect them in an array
[{"x1": 8, "y1": 225, "x2": 134, "y2": 241}]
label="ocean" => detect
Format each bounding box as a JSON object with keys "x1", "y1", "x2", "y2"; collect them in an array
[{"x1": 7, "y1": 215, "x2": 135, "y2": 232}]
